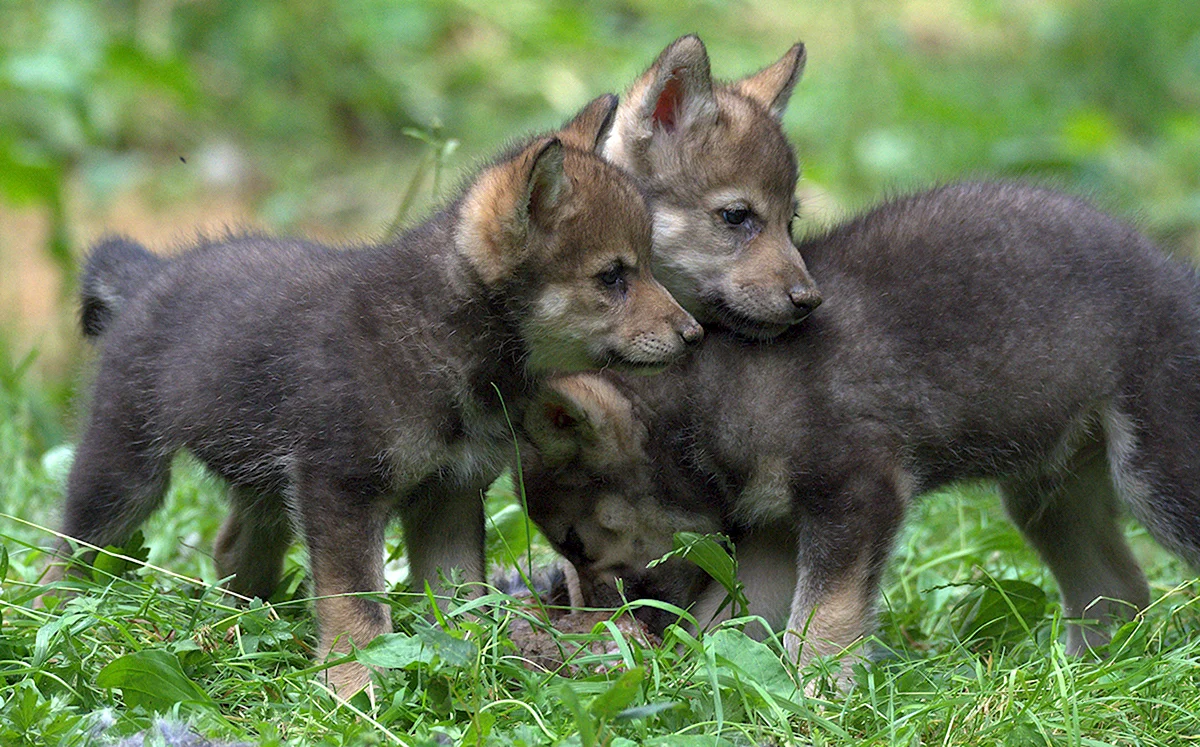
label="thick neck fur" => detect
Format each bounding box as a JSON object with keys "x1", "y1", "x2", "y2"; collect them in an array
[
  {"x1": 354, "y1": 203, "x2": 536, "y2": 430},
  {"x1": 621, "y1": 182, "x2": 1200, "y2": 527}
]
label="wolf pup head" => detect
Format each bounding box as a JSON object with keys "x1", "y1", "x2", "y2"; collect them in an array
[
  {"x1": 604, "y1": 36, "x2": 821, "y2": 340},
  {"x1": 521, "y1": 373, "x2": 719, "y2": 630},
  {"x1": 457, "y1": 96, "x2": 703, "y2": 373}
]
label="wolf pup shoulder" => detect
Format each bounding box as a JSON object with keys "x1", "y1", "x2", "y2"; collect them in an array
[
  {"x1": 602, "y1": 35, "x2": 822, "y2": 339},
  {"x1": 43, "y1": 96, "x2": 700, "y2": 697},
  {"x1": 521, "y1": 182, "x2": 1200, "y2": 687}
]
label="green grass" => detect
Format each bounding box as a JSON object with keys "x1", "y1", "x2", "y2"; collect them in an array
[
  {"x1": 3, "y1": 1, "x2": 1200, "y2": 742},
  {"x1": 3, "y1": 352, "x2": 1200, "y2": 746}
]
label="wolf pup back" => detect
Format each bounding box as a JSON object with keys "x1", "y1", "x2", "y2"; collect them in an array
[
  {"x1": 41, "y1": 96, "x2": 699, "y2": 698},
  {"x1": 522, "y1": 182, "x2": 1200, "y2": 690}
]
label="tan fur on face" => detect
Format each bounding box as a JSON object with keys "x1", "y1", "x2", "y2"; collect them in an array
[
  {"x1": 505, "y1": 150, "x2": 700, "y2": 371},
  {"x1": 581, "y1": 493, "x2": 719, "y2": 579},
  {"x1": 456, "y1": 123, "x2": 700, "y2": 372},
  {"x1": 525, "y1": 374, "x2": 644, "y2": 468},
  {"x1": 521, "y1": 260, "x2": 700, "y2": 372},
  {"x1": 523, "y1": 374, "x2": 720, "y2": 613},
  {"x1": 601, "y1": 37, "x2": 820, "y2": 337},
  {"x1": 456, "y1": 137, "x2": 565, "y2": 287}
]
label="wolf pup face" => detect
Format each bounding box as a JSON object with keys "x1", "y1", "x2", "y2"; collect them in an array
[
  {"x1": 40, "y1": 96, "x2": 701, "y2": 700},
  {"x1": 523, "y1": 182, "x2": 1200, "y2": 692},
  {"x1": 458, "y1": 97, "x2": 703, "y2": 373},
  {"x1": 521, "y1": 374, "x2": 718, "y2": 629},
  {"x1": 523, "y1": 375, "x2": 797, "y2": 637},
  {"x1": 603, "y1": 35, "x2": 821, "y2": 340}
]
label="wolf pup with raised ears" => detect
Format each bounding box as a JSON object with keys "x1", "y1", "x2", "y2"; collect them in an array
[
  {"x1": 522, "y1": 182, "x2": 1200, "y2": 688},
  {"x1": 600, "y1": 35, "x2": 822, "y2": 339},
  {"x1": 42, "y1": 96, "x2": 701, "y2": 696}
]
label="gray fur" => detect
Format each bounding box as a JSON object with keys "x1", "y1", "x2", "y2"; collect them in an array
[
  {"x1": 48, "y1": 124, "x2": 699, "y2": 696},
  {"x1": 523, "y1": 182, "x2": 1200, "y2": 677},
  {"x1": 602, "y1": 35, "x2": 821, "y2": 339},
  {"x1": 79, "y1": 236, "x2": 166, "y2": 338}
]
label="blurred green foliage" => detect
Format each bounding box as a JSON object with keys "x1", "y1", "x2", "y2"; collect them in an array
[
  {"x1": 3, "y1": 8, "x2": 1200, "y2": 742},
  {"x1": 797, "y1": 0, "x2": 1200, "y2": 236},
  {"x1": 1, "y1": 0, "x2": 1199, "y2": 269}
]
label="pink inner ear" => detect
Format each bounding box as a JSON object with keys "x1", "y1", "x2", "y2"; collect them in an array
[
  {"x1": 652, "y1": 71, "x2": 686, "y2": 132},
  {"x1": 546, "y1": 402, "x2": 577, "y2": 430}
]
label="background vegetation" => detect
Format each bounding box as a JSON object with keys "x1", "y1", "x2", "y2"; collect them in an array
[{"x1": 2, "y1": 0, "x2": 1200, "y2": 744}]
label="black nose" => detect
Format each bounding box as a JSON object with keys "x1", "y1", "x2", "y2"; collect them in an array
[{"x1": 788, "y1": 286, "x2": 822, "y2": 318}]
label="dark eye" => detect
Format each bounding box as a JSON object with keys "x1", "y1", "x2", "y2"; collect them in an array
[
  {"x1": 721, "y1": 207, "x2": 750, "y2": 226},
  {"x1": 597, "y1": 262, "x2": 628, "y2": 295}
]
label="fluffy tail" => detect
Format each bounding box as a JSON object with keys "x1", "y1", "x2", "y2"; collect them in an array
[{"x1": 79, "y1": 237, "x2": 165, "y2": 338}]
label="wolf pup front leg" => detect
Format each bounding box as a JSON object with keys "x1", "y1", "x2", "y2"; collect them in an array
[
  {"x1": 522, "y1": 375, "x2": 905, "y2": 687},
  {"x1": 522, "y1": 183, "x2": 1200, "y2": 695},
  {"x1": 45, "y1": 96, "x2": 699, "y2": 698}
]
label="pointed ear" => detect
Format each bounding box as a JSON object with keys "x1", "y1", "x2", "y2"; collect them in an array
[
  {"x1": 524, "y1": 137, "x2": 569, "y2": 231},
  {"x1": 605, "y1": 35, "x2": 717, "y2": 168},
  {"x1": 523, "y1": 375, "x2": 639, "y2": 469},
  {"x1": 559, "y1": 94, "x2": 619, "y2": 154},
  {"x1": 456, "y1": 137, "x2": 566, "y2": 285},
  {"x1": 730, "y1": 43, "x2": 806, "y2": 120},
  {"x1": 524, "y1": 376, "x2": 599, "y2": 467}
]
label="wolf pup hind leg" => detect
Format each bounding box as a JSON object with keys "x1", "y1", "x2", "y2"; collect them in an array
[
  {"x1": 44, "y1": 95, "x2": 699, "y2": 697},
  {"x1": 520, "y1": 182, "x2": 1200, "y2": 690}
]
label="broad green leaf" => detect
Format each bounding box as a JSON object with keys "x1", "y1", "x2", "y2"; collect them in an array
[
  {"x1": 356, "y1": 625, "x2": 476, "y2": 671},
  {"x1": 649, "y1": 533, "x2": 748, "y2": 615},
  {"x1": 91, "y1": 530, "x2": 148, "y2": 581},
  {"x1": 416, "y1": 623, "x2": 477, "y2": 667},
  {"x1": 461, "y1": 710, "x2": 495, "y2": 744},
  {"x1": 954, "y1": 578, "x2": 1048, "y2": 645},
  {"x1": 707, "y1": 628, "x2": 798, "y2": 700},
  {"x1": 357, "y1": 633, "x2": 430, "y2": 669},
  {"x1": 96, "y1": 649, "x2": 213, "y2": 712},
  {"x1": 589, "y1": 666, "x2": 643, "y2": 719},
  {"x1": 1108, "y1": 618, "x2": 1149, "y2": 659}
]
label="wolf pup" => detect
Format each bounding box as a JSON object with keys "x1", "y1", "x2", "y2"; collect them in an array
[
  {"x1": 601, "y1": 35, "x2": 822, "y2": 339},
  {"x1": 42, "y1": 96, "x2": 701, "y2": 696},
  {"x1": 521, "y1": 182, "x2": 1200, "y2": 687}
]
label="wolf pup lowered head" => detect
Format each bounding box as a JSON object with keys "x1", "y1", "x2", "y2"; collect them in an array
[
  {"x1": 603, "y1": 35, "x2": 822, "y2": 339},
  {"x1": 42, "y1": 96, "x2": 700, "y2": 697},
  {"x1": 523, "y1": 182, "x2": 1200, "y2": 687}
]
